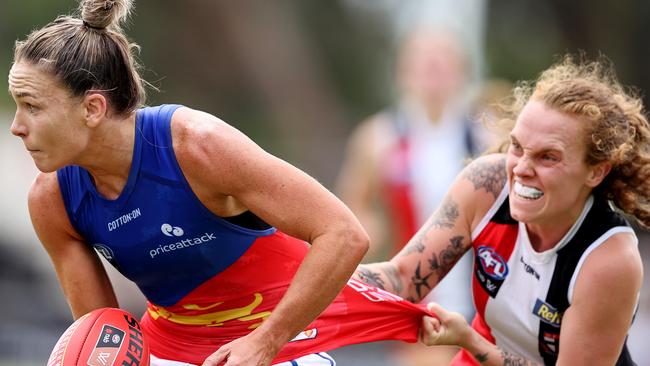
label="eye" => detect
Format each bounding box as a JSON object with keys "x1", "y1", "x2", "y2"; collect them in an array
[
  {"x1": 509, "y1": 141, "x2": 522, "y2": 155},
  {"x1": 542, "y1": 153, "x2": 559, "y2": 162},
  {"x1": 25, "y1": 103, "x2": 36, "y2": 113}
]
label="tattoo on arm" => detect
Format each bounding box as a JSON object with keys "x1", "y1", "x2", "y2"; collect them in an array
[
  {"x1": 501, "y1": 350, "x2": 541, "y2": 366},
  {"x1": 428, "y1": 235, "x2": 466, "y2": 278},
  {"x1": 357, "y1": 263, "x2": 404, "y2": 294},
  {"x1": 406, "y1": 235, "x2": 468, "y2": 301},
  {"x1": 380, "y1": 262, "x2": 404, "y2": 294},
  {"x1": 399, "y1": 197, "x2": 459, "y2": 258},
  {"x1": 357, "y1": 266, "x2": 385, "y2": 289},
  {"x1": 432, "y1": 196, "x2": 459, "y2": 229},
  {"x1": 474, "y1": 352, "x2": 488, "y2": 363},
  {"x1": 462, "y1": 157, "x2": 506, "y2": 198},
  {"x1": 401, "y1": 196, "x2": 467, "y2": 300},
  {"x1": 400, "y1": 241, "x2": 425, "y2": 257},
  {"x1": 411, "y1": 262, "x2": 433, "y2": 300}
]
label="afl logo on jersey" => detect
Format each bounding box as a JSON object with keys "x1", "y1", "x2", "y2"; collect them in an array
[
  {"x1": 475, "y1": 246, "x2": 509, "y2": 297},
  {"x1": 477, "y1": 246, "x2": 509, "y2": 279},
  {"x1": 161, "y1": 223, "x2": 184, "y2": 237}
]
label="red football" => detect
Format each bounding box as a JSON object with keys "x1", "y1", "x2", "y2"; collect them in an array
[{"x1": 47, "y1": 308, "x2": 149, "y2": 366}]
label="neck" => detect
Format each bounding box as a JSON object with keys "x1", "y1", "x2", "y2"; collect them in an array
[
  {"x1": 80, "y1": 113, "x2": 137, "y2": 200},
  {"x1": 525, "y1": 223, "x2": 572, "y2": 252},
  {"x1": 525, "y1": 195, "x2": 592, "y2": 252},
  {"x1": 406, "y1": 93, "x2": 455, "y2": 124},
  {"x1": 425, "y1": 102, "x2": 445, "y2": 123}
]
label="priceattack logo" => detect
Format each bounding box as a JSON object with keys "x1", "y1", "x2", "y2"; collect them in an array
[
  {"x1": 149, "y1": 223, "x2": 216, "y2": 259},
  {"x1": 161, "y1": 223, "x2": 184, "y2": 237}
]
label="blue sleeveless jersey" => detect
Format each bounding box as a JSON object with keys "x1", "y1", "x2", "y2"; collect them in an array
[
  {"x1": 57, "y1": 105, "x2": 277, "y2": 306},
  {"x1": 56, "y1": 107, "x2": 435, "y2": 366}
]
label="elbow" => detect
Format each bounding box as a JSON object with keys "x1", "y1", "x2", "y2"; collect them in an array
[
  {"x1": 340, "y1": 224, "x2": 370, "y2": 261},
  {"x1": 311, "y1": 219, "x2": 369, "y2": 264},
  {"x1": 326, "y1": 224, "x2": 370, "y2": 265}
]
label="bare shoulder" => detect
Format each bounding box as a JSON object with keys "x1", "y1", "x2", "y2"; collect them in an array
[
  {"x1": 577, "y1": 231, "x2": 642, "y2": 292},
  {"x1": 355, "y1": 112, "x2": 393, "y2": 139},
  {"x1": 559, "y1": 231, "x2": 641, "y2": 366},
  {"x1": 345, "y1": 112, "x2": 395, "y2": 157},
  {"x1": 170, "y1": 106, "x2": 242, "y2": 149},
  {"x1": 29, "y1": 172, "x2": 62, "y2": 210},
  {"x1": 28, "y1": 172, "x2": 81, "y2": 240},
  {"x1": 169, "y1": 106, "x2": 257, "y2": 174},
  {"x1": 460, "y1": 153, "x2": 507, "y2": 199},
  {"x1": 167, "y1": 106, "x2": 282, "y2": 213},
  {"x1": 450, "y1": 153, "x2": 507, "y2": 227}
]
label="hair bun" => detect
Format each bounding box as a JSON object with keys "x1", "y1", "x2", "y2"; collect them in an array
[{"x1": 80, "y1": 0, "x2": 133, "y2": 30}]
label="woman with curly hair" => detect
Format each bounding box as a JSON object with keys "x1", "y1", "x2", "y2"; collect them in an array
[{"x1": 356, "y1": 55, "x2": 649, "y2": 365}]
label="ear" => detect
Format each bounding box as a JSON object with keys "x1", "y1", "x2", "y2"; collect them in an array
[
  {"x1": 586, "y1": 161, "x2": 612, "y2": 188},
  {"x1": 83, "y1": 92, "x2": 108, "y2": 128}
]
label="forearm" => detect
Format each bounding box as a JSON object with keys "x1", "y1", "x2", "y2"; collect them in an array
[
  {"x1": 254, "y1": 229, "x2": 367, "y2": 350},
  {"x1": 354, "y1": 262, "x2": 408, "y2": 299},
  {"x1": 461, "y1": 329, "x2": 542, "y2": 366},
  {"x1": 52, "y1": 247, "x2": 119, "y2": 319}
]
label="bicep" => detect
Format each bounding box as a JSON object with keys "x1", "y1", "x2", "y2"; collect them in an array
[
  {"x1": 232, "y1": 147, "x2": 360, "y2": 242},
  {"x1": 28, "y1": 173, "x2": 117, "y2": 318},
  {"x1": 175, "y1": 111, "x2": 363, "y2": 243},
  {"x1": 557, "y1": 234, "x2": 641, "y2": 365}
]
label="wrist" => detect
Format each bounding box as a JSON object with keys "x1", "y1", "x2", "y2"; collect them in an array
[
  {"x1": 459, "y1": 326, "x2": 496, "y2": 364},
  {"x1": 251, "y1": 319, "x2": 293, "y2": 352},
  {"x1": 457, "y1": 322, "x2": 478, "y2": 350}
]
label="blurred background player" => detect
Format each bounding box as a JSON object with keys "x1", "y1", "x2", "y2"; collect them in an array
[{"x1": 336, "y1": 26, "x2": 484, "y2": 365}]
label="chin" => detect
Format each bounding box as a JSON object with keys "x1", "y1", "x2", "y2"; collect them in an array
[
  {"x1": 35, "y1": 165, "x2": 57, "y2": 173},
  {"x1": 509, "y1": 209, "x2": 531, "y2": 223},
  {"x1": 33, "y1": 160, "x2": 59, "y2": 173},
  {"x1": 509, "y1": 196, "x2": 543, "y2": 223}
]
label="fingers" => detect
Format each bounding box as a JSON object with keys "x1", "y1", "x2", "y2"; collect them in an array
[
  {"x1": 222, "y1": 356, "x2": 239, "y2": 366},
  {"x1": 422, "y1": 315, "x2": 436, "y2": 334},
  {"x1": 426, "y1": 301, "x2": 440, "y2": 313},
  {"x1": 202, "y1": 347, "x2": 230, "y2": 366},
  {"x1": 421, "y1": 315, "x2": 442, "y2": 345},
  {"x1": 426, "y1": 302, "x2": 448, "y2": 320}
]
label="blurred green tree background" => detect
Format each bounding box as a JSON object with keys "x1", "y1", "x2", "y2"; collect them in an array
[{"x1": 2, "y1": 0, "x2": 648, "y2": 185}]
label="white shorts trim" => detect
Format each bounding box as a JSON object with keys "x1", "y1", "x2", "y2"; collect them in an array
[{"x1": 150, "y1": 352, "x2": 336, "y2": 366}]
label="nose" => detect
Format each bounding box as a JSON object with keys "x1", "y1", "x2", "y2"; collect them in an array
[
  {"x1": 512, "y1": 155, "x2": 534, "y2": 177},
  {"x1": 10, "y1": 113, "x2": 27, "y2": 138}
]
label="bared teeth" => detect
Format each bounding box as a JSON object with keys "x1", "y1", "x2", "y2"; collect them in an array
[{"x1": 514, "y1": 181, "x2": 543, "y2": 199}]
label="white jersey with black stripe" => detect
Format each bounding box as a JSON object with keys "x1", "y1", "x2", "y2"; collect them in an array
[{"x1": 467, "y1": 186, "x2": 637, "y2": 365}]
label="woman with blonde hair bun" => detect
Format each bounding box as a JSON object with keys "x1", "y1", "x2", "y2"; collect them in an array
[{"x1": 9, "y1": 0, "x2": 389, "y2": 365}]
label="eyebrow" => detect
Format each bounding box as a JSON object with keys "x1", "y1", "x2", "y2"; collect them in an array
[
  {"x1": 7, "y1": 88, "x2": 36, "y2": 99},
  {"x1": 510, "y1": 134, "x2": 563, "y2": 154}
]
